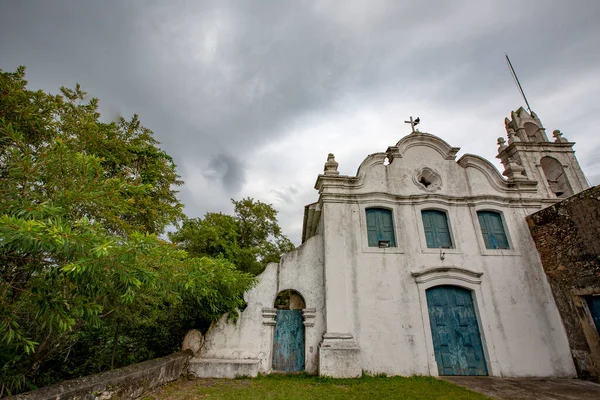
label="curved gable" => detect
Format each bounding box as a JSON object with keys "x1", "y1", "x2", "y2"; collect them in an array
[
  {"x1": 457, "y1": 154, "x2": 510, "y2": 193},
  {"x1": 354, "y1": 133, "x2": 459, "y2": 181},
  {"x1": 316, "y1": 132, "x2": 538, "y2": 197},
  {"x1": 355, "y1": 152, "x2": 387, "y2": 181},
  {"x1": 390, "y1": 133, "x2": 460, "y2": 161}
]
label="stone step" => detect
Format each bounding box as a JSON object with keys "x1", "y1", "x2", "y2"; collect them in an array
[{"x1": 188, "y1": 358, "x2": 260, "y2": 379}]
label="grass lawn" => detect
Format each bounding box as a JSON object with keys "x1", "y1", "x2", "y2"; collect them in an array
[{"x1": 144, "y1": 374, "x2": 490, "y2": 400}]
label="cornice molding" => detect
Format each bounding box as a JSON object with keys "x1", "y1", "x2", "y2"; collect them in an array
[
  {"x1": 302, "y1": 308, "x2": 316, "y2": 327},
  {"x1": 411, "y1": 266, "x2": 483, "y2": 284},
  {"x1": 318, "y1": 191, "x2": 547, "y2": 208},
  {"x1": 498, "y1": 142, "x2": 576, "y2": 159},
  {"x1": 262, "y1": 307, "x2": 276, "y2": 326}
]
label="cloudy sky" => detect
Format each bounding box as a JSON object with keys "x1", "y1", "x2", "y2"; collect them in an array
[{"x1": 1, "y1": 0, "x2": 599, "y2": 244}]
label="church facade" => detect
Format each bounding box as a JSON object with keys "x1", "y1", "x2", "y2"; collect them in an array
[{"x1": 188, "y1": 108, "x2": 588, "y2": 378}]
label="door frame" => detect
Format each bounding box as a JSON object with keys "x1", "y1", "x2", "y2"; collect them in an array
[
  {"x1": 270, "y1": 289, "x2": 307, "y2": 373},
  {"x1": 272, "y1": 309, "x2": 305, "y2": 372},
  {"x1": 412, "y1": 267, "x2": 500, "y2": 376}
]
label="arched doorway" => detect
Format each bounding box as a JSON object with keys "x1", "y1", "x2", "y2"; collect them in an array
[
  {"x1": 426, "y1": 285, "x2": 488, "y2": 376},
  {"x1": 272, "y1": 289, "x2": 305, "y2": 372}
]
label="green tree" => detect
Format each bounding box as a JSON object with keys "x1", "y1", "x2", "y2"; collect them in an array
[
  {"x1": 0, "y1": 67, "x2": 254, "y2": 396},
  {"x1": 170, "y1": 198, "x2": 295, "y2": 275},
  {"x1": 233, "y1": 198, "x2": 295, "y2": 270},
  {"x1": 169, "y1": 213, "x2": 240, "y2": 262},
  {"x1": 0, "y1": 66, "x2": 184, "y2": 236}
]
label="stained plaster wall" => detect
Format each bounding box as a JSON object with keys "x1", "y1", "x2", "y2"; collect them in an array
[
  {"x1": 318, "y1": 135, "x2": 576, "y2": 377},
  {"x1": 199, "y1": 235, "x2": 325, "y2": 374}
]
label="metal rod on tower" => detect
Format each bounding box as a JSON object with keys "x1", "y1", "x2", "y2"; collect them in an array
[{"x1": 505, "y1": 54, "x2": 533, "y2": 113}]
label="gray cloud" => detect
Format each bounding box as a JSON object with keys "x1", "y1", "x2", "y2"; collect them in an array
[
  {"x1": 203, "y1": 153, "x2": 246, "y2": 192},
  {"x1": 2, "y1": 0, "x2": 599, "y2": 244}
]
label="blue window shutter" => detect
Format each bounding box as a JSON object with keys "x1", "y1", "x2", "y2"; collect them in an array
[
  {"x1": 490, "y1": 213, "x2": 509, "y2": 249},
  {"x1": 422, "y1": 210, "x2": 452, "y2": 248},
  {"x1": 477, "y1": 213, "x2": 492, "y2": 249},
  {"x1": 422, "y1": 211, "x2": 436, "y2": 248},
  {"x1": 366, "y1": 208, "x2": 396, "y2": 247},
  {"x1": 380, "y1": 210, "x2": 396, "y2": 246},
  {"x1": 366, "y1": 209, "x2": 379, "y2": 247},
  {"x1": 478, "y1": 211, "x2": 509, "y2": 249},
  {"x1": 433, "y1": 211, "x2": 452, "y2": 248}
]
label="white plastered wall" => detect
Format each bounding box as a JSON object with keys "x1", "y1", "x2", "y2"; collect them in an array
[
  {"x1": 200, "y1": 234, "x2": 325, "y2": 374},
  {"x1": 318, "y1": 137, "x2": 576, "y2": 377}
]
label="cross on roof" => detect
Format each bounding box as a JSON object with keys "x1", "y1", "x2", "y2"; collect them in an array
[{"x1": 404, "y1": 116, "x2": 420, "y2": 133}]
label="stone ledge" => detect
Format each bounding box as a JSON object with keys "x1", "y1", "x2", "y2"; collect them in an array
[
  {"x1": 319, "y1": 334, "x2": 361, "y2": 378},
  {"x1": 188, "y1": 358, "x2": 260, "y2": 379},
  {"x1": 7, "y1": 351, "x2": 192, "y2": 400}
]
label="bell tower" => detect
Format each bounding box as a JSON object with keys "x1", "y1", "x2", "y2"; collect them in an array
[{"x1": 496, "y1": 107, "x2": 589, "y2": 199}]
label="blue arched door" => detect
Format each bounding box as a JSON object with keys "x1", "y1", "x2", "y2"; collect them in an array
[
  {"x1": 426, "y1": 285, "x2": 488, "y2": 376},
  {"x1": 272, "y1": 310, "x2": 304, "y2": 372},
  {"x1": 272, "y1": 290, "x2": 305, "y2": 372}
]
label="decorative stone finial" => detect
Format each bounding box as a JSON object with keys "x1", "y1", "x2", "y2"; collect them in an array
[
  {"x1": 497, "y1": 137, "x2": 507, "y2": 153},
  {"x1": 507, "y1": 128, "x2": 520, "y2": 144},
  {"x1": 501, "y1": 157, "x2": 526, "y2": 181},
  {"x1": 324, "y1": 153, "x2": 339, "y2": 176},
  {"x1": 553, "y1": 129, "x2": 568, "y2": 143}
]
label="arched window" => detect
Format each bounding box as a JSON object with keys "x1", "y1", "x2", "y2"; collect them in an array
[
  {"x1": 524, "y1": 122, "x2": 542, "y2": 142},
  {"x1": 366, "y1": 208, "x2": 396, "y2": 247},
  {"x1": 477, "y1": 211, "x2": 509, "y2": 249},
  {"x1": 421, "y1": 210, "x2": 452, "y2": 248},
  {"x1": 540, "y1": 156, "x2": 573, "y2": 198}
]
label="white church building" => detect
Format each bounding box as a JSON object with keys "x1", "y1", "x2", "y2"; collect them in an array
[{"x1": 188, "y1": 107, "x2": 589, "y2": 379}]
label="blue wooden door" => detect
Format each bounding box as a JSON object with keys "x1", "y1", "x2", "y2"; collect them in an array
[
  {"x1": 272, "y1": 310, "x2": 304, "y2": 372},
  {"x1": 426, "y1": 286, "x2": 488, "y2": 376}
]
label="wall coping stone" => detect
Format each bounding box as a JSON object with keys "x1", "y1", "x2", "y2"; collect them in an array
[{"x1": 6, "y1": 351, "x2": 192, "y2": 400}]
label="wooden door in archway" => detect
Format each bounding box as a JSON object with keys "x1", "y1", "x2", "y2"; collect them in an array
[
  {"x1": 272, "y1": 290, "x2": 305, "y2": 372},
  {"x1": 426, "y1": 285, "x2": 488, "y2": 376},
  {"x1": 272, "y1": 309, "x2": 304, "y2": 372}
]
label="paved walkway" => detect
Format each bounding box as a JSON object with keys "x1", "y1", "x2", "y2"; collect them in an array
[{"x1": 441, "y1": 377, "x2": 600, "y2": 400}]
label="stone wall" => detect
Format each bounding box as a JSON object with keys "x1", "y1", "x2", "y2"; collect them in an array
[
  {"x1": 6, "y1": 351, "x2": 191, "y2": 400},
  {"x1": 527, "y1": 185, "x2": 600, "y2": 380}
]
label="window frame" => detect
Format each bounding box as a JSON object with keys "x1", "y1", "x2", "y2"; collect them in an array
[
  {"x1": 477, "y1": 210, "x2": 510, "y2": 250},
  {"x1": 365, "y1": 207, "x2": 397, "y2": 248},
  {"x1": 469, "y1": 206, "x2": 518, "y2": 256},
  {"x1": 421, "y1": 209, "x2": 454, "y2": 249},
  {"x1": 359, "y1": 204, "x2": 404, "y2": 254},
  {"x1": 412, "y1": 205, "x2": 460, "y2": 254}
]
